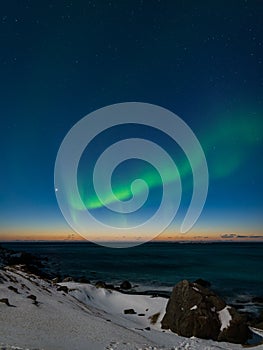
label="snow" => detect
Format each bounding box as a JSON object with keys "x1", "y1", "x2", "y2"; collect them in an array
[
  {"x1": 1, "y1": 266, "x2": 263, "y2": 350},
  {"x1": 190, "y1": 305, "x2": 198, "y2": 310},
  {"x1": 250, "y1": 326, "x2": 263, "y2": 337},
  {"x1": 218, "y1": 306, "x2": 232, "y2": 331}
]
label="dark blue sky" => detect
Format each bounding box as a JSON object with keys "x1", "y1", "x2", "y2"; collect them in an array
[{"x1": 1, "y1": 1, "x2": 262, "y2": 239}]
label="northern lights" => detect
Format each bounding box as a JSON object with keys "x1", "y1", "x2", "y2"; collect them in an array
[
  {"x1": 76, "y1": 111, "x2": 263, "y2": 212},
  {"x1": 0, "y1": 1, "x2": 262, "y2": 241}
]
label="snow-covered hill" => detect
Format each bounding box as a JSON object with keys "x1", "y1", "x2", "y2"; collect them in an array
[{"x1": 0, "y1": 266, "x2": 262, "y2": 350}]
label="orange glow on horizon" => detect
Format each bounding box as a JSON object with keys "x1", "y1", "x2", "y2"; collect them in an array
[{"x1": 0, "y1": 227, "x2": 262, "y2": 242}]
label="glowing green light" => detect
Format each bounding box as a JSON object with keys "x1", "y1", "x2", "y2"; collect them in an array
[{"x1": 70, "y1": 110, "x2": 262, "y2": 212}]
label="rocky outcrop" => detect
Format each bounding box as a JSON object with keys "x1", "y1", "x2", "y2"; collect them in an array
[
  {"x1": 120, "y1": 280, "x2": 132, "y2": 290},
  {"x1": 0, "y1": 245, "x2": 50, "y2": 279},
  {"x1": 62, "y1": 276, "x2": 74, "y2": 282},
  {"x1": 57, "y1": 285, "x2": 69, "y2": 293},
  {"x1": 194, "y1": 278, "x2": 211, "y2": 288},
  {"x1": 78, "y1": 276, "x2": 90, "y2": 284},
  {"x1": 95, "y1": 281, "x2": 107, "y2": 288},
  {"x1": 161, "y1": 280, "x2": 250, "y2": 344}
]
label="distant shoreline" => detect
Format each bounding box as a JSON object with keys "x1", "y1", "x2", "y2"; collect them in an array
[{"x1": 1, "y1": 240, "x2": 263, "y2": 243}]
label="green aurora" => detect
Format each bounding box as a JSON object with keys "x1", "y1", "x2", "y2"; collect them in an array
[{"x1": 73, "y1": 112, "x2": 262, "y2": 212}]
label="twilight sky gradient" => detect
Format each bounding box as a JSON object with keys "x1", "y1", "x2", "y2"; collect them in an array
[{"x1": 0, "y1": 1, "x2": 262, "y2": 241}]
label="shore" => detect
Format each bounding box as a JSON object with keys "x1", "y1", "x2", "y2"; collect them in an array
[
  {"x1": 0, "y1": 264, "x2": 262, "y2": 350},
  {"x1": 1, "y1": 244, "x2": 263, "y2": 349}
]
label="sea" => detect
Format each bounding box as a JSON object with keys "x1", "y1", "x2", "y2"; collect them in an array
[{"x1": 2, "y1": 241, "x2": 263, "y2": 314}]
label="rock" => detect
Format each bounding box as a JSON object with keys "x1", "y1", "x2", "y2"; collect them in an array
[
  {"x1": 95, "y1": 281, "x2": 106, "y2": 288},
  {"x1": 27, "y1": 294, "x2": 39, "y2": 305},
  {"x1": 161, "y1": 280, "x2": 221, "y2": 340},
  {"x1": 57, "y1": 285, "x2": 69, "y2": 293},
  {"x1": 145, "y1": 327, "x2": 151, "y2": 331},
  {"x1": 249, "y1": 310, "x2": 263, "y2": 327},
  {"x1": 51, "y1": 277, "x2": 59, "y2": 284},
  {"x1": 120, "y1": 280, "x2": 132, "y2": 290},
  {"x1": 78, "y1": 277, "x2": 90, "y2": 284},
  {"x1": 0, "y1": 245, "x2": 51, "y2": 279},
  {"x1": 207, "y1": 295, "x2": 226, "y2": 311},
  {"x1": 161, "y1": 280, "x2": 249, "y2": 344},
  {"x1": 218, "y1": 307, "x2": 250, "y2": 344},
  {"x1": 124, "y1": 308, "x2": 136, "y2": 314},
  {"x1": 62, "y1": 277, "x2": 74, "y2": 282},
  {"x1": 0, "y1": 298, "x2": 11, "y2": 306},
  {"x1": 258, "y1": 310, "x2": 263, "y2": 323},
  {"x1": 0, "y1": 272, "x2": 7, "y2": 283},
  {"x1": 252, "y1": 296, "x2": 263, "y2": 304},
  {"x1": 194, "y1": 278, "x2": 211, "y2": 288},
  {"x1": 255, "y1": 322, "x2": 263, "y2": 330},
  {"x1": 27, "y1": 294, "x2": 37, "y2": 301},
  {"x1": 8, "y1": 285, "x2": 20, "y2": 294}
]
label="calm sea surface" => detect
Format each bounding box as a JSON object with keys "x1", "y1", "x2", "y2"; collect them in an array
[{"x1": 3, "y1": 242, "x2": 263, "y2": 301}]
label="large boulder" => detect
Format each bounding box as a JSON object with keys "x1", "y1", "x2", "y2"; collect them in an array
[
  {"x1": 161, "y1": 280, "x2": 249, "y2": 344},
  {"x1": 161, "y1": 280, "x2": 221, "y2": 340}
]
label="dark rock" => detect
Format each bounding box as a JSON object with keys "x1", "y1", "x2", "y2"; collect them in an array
[
  {"x1": 0, "y1": 298, "x2": 11, "y2": 306},
  {"x1": 249, "y1": 310, "x2": 263, "y2": 327},
  {"x1": 161, "y1": 280, "x2": 249, "y2": 344},
  {"x1": 258, "y1": 310, "x2": 263, "y2": 323},
  {"x1": 105, "y1": 284, "x2": 115, "y2": 290},
  {"x1": 78, "y1": 277, "x2": 90, "y2": 284},
  {"x1": 21, "y1": 283, "x2": 30, "y2": 290},
  {"x1": 145, "y1": 327, "x2": 151, "y2": 331},
  {"x1": 120, "y1": 280, "x2": 132, "y2": 290},
  {"x1": 62, "y1": 277, "x2": 74, "y2": 282},
  {"x1": 124, "y1": 308, "x2": 136, "y2": 314},
  {"x1": 51, "y1": 277, "x2": 59, "y2": 284},
  {"x1": 207, "y1": 295, "x2": 226, "y2": 312},
  {"x1": 27, "y1": 294, "x2": 39, "y2": 306},
  {"x1": 218, "y1": 307, "x2": 250, "y2": 344},
  {"x1": 138, "y1": 313, "x2": 145, "y2": 316},
  {"x1": 0, "y1": 273, "x2": 7, "y2": 283},
  {"x1": 8, "y1": 285, "x2": 20, "y2": 294},
  {"x1": 252, "y1": 297, "x2": 263, "y2": 304},
  {"x1": 161, "y1": 280, "x2": 221, "y2": 340},
  {"x1": 0, "y1": 245, "x2": 52, "y2": 279},
  {"x1": 95, "y1": 281, "x2": 106, "y2": 288},
  {"x1": 27, "y1": 294, "x2": 37, "y2": 301},
  {"x1": 194, "y1": 278, "x2": 211, "y2": 288},
  {"x1": 255, "y1": 322, "x2": 263, "y2": 330},
  {"x1": 57, "y1": 285, "x2": 69, "y2": 293}
]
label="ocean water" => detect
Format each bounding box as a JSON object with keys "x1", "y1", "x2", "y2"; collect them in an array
[{"x1": 3, "y1": 242, "x2": 263, "y2": 304}]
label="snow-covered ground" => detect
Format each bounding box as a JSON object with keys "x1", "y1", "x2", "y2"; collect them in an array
[{"x1": 0, "y1": 266, "x2": 262, "y2": 350}]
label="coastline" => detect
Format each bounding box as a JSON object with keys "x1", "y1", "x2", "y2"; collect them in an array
[
  {"x1": 1, "y1": 243, "x2": 263, "y2": 349},
  {"x1": 2, "y1": 241, "x2": 263, "y2": 315}
]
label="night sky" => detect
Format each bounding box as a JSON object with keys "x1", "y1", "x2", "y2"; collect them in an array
[{"x1": 1, "y1": 1, "x2": 262, "y2": 241}]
